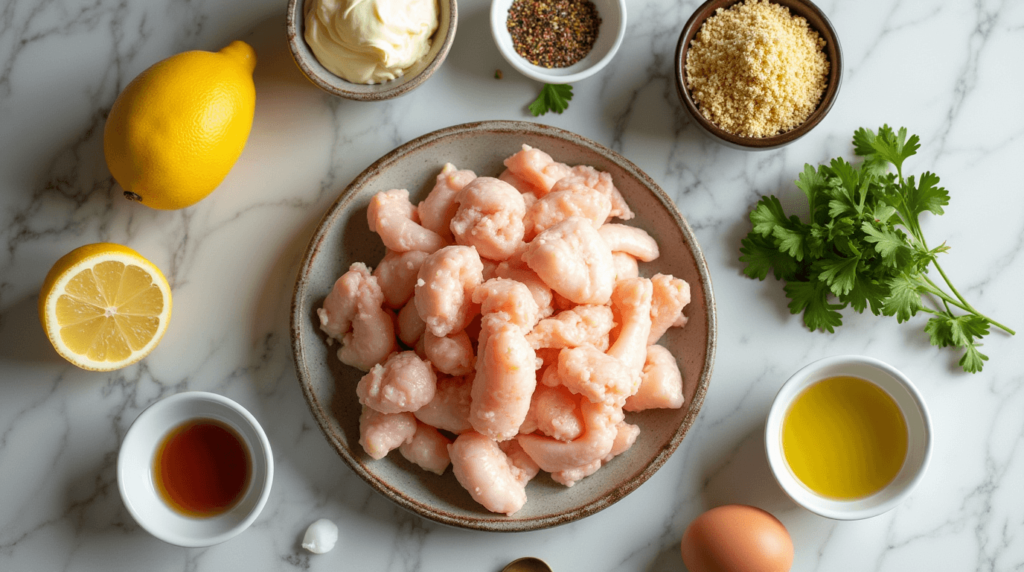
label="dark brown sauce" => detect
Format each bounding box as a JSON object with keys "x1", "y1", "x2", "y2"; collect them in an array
[{"x1": 153, "y1": 418, "x2": 251, "y2": 517}]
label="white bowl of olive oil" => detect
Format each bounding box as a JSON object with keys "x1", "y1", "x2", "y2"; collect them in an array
[
  {"x1": 765, "y1": 355, "x2": 932, "y2": 520},
  {"x1": 118, "y1": 392, "x2": 274, "y2": 547}
]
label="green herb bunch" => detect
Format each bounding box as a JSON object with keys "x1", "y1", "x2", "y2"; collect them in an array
[{"x1": 739, "y1": 125, "x2": 1014, "y2": 373}]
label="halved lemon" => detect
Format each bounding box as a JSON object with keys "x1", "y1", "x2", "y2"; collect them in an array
[{"x1": 39, "y1": 243, "x2": 172, "y2": 371}]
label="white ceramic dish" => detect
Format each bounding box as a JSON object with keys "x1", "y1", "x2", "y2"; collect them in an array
[
  {"x1": 490, "y1": 0, "x2": 626, "y2": 84},
  {"x1": 117, "y1": 392, "x2": 274, "y2": 547},
  {"x1": 765, "y1": 355, "x2": 932, "y2": 520}
]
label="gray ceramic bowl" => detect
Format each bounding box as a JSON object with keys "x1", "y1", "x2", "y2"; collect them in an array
[
  {"x1": 286, "y1": 0, "x2": 457, "y2": 101},
  {"x1": 290, "y1": 121, "x2": 717, "y2": 531},
  {"x1": 675, "y1": 0, "x2": 842, "y2": 150}
]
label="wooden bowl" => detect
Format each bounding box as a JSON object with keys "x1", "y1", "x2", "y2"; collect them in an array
[
  {"x1": 290, "y1": 121, "x2": 717, "y2": 531},
  {"x1": 286, "y1": 0, "x2": 457, "y2": 101},
  {"x1": 674, "y1": 0, "x2": 843, "y2": 150}
]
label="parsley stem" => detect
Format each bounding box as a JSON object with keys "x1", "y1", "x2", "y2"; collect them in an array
[
  {"x1": 931, "y1": 260, "x2": 969, "y2": 309},
  {"x1": 921, "y1": 274, "x2": 1016, "y2": 335}
]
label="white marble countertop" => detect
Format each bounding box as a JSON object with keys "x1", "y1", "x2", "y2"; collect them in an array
[{"x1": 2, "y1": 0, "x2": 1022, "y2": 570}]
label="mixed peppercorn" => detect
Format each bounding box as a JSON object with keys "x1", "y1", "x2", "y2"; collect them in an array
[{"x1": 507, "y1": 0, "x2": 601, "y2": 68}]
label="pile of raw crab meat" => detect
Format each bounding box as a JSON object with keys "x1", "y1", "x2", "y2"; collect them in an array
[{"x1": 318, "y1": 145, "x2": 690, "y2": 516}]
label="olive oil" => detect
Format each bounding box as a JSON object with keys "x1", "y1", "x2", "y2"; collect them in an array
[{"x1": 782, "y1": 376, "x2": 908, "y2": 500}]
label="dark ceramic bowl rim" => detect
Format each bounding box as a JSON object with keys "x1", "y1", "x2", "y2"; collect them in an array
[
  {"x1": 674, "y1": 0, "x2": 843, "y2": 150},
  {"x1": 289, "y1": 120, "x2": 717, "y2": 532},
  {"x1": 285, "y1": 0, "x2": 458, "y2": 101}
]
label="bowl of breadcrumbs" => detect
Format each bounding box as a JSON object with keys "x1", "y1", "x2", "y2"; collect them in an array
[{"x1": 674, "y1": 0, "x2": 842, "y2": 150}]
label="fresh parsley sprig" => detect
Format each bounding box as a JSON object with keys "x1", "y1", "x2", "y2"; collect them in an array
[
  {"x1": 529, "y1": 84, "x2": 573, "y2": 116},
  {"x1": 740, "y1": 125, "x2": 1014, "y2": 373}
]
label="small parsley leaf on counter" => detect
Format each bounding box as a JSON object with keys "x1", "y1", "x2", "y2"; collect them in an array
[
  {"x1": 739, "y1": 125, "x2": 1014, "y2": 373},
  {"x1": 529, "y1": 84, "x2": 573, "y2": 116}
]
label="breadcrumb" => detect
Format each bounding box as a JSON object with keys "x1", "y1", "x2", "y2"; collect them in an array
[{"x1": 685, "y1": 0, "x2": 829, "y2": 138}]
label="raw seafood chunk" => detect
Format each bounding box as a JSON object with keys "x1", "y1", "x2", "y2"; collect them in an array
[
  {"x1": 551, "y1": 420, "x2": 641, "y2": 486},
  {"x1": 356, "y1": 351, "x2": 437, "y2": 414},
  {"x1": 450, "y1": 177, "x2": 526, "y2": 261},
  {"x1": 523, "y1": 186, "x2": 611, "y2": 239},
  {"x1": 624, "y1": 345, "x2": 685, "y2": 412},
  {"x1": 414, "y1": 245, "x2": 484, "y2": 337},
  {"x1": 648, "y1": 274, "x2": 691, "y2": 344},
  {"x1": 359, "y1": 406, "x2": 416, "y2": 460},
  {"x1": 317, "y1": 262, "x2": 397, "y2": 371},
  {"x1": 424, "y1": 330, "x2": 474, "y2": 376},
  {"x1": 522, "y1": 217, "x2": 615, "y2": 305},
  {"x1": 604, "y1": 421, "x2": 640, "y2": 462},
  {"x1": 499, "y1": 168, "x2": 545, "y2": 197},
  {"x1": 517, "y1": 400, "x2": 621, "y2": 473},
  {"x1": 374, "y1": 249, "x2": 429, "y2": 309},
  {"x1": 552, "y1": 165, "x2": 633, "y2": 220},
  {"x1": 449, "y1": 431, "x2": 529, "y2": 516},
  {"x1": 397, "y1": 300, "x2": 426, "y2": 346},
  {"x1": 418, "y1": 163, "x2": 476, "y2": 240},
  {"x1": 599, "y1": 224, "x2": 660, "y2": 261},
  {"x1": 472, "y1": 278, "x2": 541, "y2": 331},
  {"x1": 519, "y1": 384, "x2": 584, "y2": 442},
  {"x1": 502, "y1": 145, "x2": 573, "y2": 196},
  {"x1": 399, "y1": 422, "x2": 453, "y2": 475},
  {"x1": 551, "y1": 459, "x2": 601, "y2": 487},
  {"x1": 494, "y1": 260, "x2": 554, "y2": 318},
  {"x1": 557, "y1": 278, "x2": 653, "y2": 405},
  {"x1": 415, "y1": 374, "x2": 473, "y2": 434},
  {"x1": 606, "y1": 278, "x2": 654, "y2": 378},
  {"x1": 557, "y1": 345, "x2": 634, "y2": 405},
  {"x1": 499, "y1": 439, "x2": 540, "y2": 482},
  {"x1": 611, "y1": 252, "x2": 639, "y2": 281},
  {"x1": 367, "y1": 189, "x2": 446, "y2": 253},
  {"x1": 470, "y1": 320, "x2": 537, "y2": 441},
  {"x1": 527, "y1": 305, "x2": 615, "y2": 351}
]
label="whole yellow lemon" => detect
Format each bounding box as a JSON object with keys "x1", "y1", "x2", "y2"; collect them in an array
[{"x1": 104, "y1": 41, "x2": 257, "y2": 210}]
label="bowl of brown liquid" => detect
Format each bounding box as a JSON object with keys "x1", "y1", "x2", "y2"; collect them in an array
[{"x1": 117, "y1": 392, "x2": 274, "y2": 547}]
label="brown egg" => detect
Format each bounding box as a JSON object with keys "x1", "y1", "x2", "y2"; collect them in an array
[{"x1": 680, "y1": 505, "x2": 793, "y2": 572}]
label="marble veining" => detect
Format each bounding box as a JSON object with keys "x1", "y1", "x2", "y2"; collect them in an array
[{"x1": 1, "y1": 0, "x2": 1022, "y2": 570}]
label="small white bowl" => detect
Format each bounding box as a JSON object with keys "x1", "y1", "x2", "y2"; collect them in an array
[
  {"x1": 765, "y1": 355, "x2": 932, "y2": 520},
  {"x1": 118, "y1": 392, "x2": 274, "y2": 547},
  {"x1": 490, "y1": 0, "x2": 626, "y2": 84}
]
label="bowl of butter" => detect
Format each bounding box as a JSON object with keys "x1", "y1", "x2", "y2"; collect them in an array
[{"x1": 287, "y1": 0, "x2": 457, "y2": 101}]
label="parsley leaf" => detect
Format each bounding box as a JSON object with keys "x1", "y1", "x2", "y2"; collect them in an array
[
  {"x1": 904, "y1": 172, "x2": 949, "y2": 218},
  {"x1": 867, "y1": 125, "x2": 921, "y2": 175},
  {"x1": 749, "y1": 196, "x2": 790, "y2": 237},
  {"x1": 795, "y1": 164, "x2": 829, "y2": 222},
  {"x1": 529, "y1": 84, "x2": 573, "y2": 116},
  {"x1": 817, "y1": 255, "x2": 861, "y2": 297},
  {"x1": 882, "y1": 273, "x2": 924, "y2": 322},
  {"x1": 772, "y1": 226, "x2": 807, "y2": 261},
  {"x1": 959, "y1": 344, "x2": 989, "y2": 374},
  {"x1": 739, "y1": 234, "x2": 799, "y2": 281},
  {"x1": 738, "y1": 126, "x2": 1014, "y2": 373},
  {"x1": 861, "y1": 221, "x2": 910, "y2": 267},
  {"x1": 784, "y1": 281, "x2": 844, "y2": 333}
]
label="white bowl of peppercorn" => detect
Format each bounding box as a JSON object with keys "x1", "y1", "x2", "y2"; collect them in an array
[{"x1": 491, "y1": 0, "x2": 626, "y2": 84}]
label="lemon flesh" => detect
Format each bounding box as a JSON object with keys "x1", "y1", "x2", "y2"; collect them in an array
[{"x1": 40, "y1": 243, "x2": 172, "y2": 371}]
